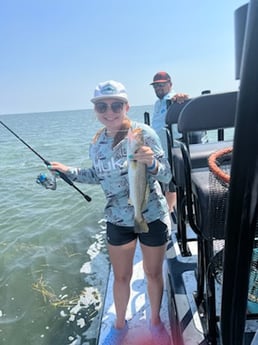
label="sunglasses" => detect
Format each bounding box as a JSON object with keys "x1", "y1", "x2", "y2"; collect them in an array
[
  {"x1": 153, "y1": 82, "x2": 168, "y2": 88},
  {"x1": 95, "y1": 101, "x2": 125, "y2": 114}
]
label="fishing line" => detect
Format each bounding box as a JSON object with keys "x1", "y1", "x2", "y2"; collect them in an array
[{"x1": 0, "y1": 120, "x2": 91, "y2": 202}]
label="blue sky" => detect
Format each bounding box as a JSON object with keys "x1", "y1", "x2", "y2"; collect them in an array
[{"x1": 0, "y1": 0, "x2": 247, "y2": 114}]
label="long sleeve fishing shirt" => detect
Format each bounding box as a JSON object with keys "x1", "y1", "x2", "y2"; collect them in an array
[
  {"x1": 66, "y1": 121, "x2": 172, "y2": 227},
  {"x1": 151, "y1": 90, "x2": 181, "y2": 140}
]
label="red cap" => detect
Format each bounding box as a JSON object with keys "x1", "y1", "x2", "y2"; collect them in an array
[{"x1": 150, "y1": 71, "x2": 171, "y2": 85}]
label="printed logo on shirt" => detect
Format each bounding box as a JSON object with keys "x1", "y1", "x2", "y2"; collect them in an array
[{"x1": 94, "y1": 156, "x2": 126, "y2": 174}]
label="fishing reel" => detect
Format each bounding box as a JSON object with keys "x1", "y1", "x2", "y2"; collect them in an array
[{"x1": 36, "y1": 172, "x2": 57, "y2": 190}]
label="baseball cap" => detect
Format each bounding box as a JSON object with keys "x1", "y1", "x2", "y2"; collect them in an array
[
  {"x1": 150, "y1": 71, "x2": 171, "y2": 85},
  {"x1": 91, "y1": 80, "x2": 128, "y2": 103}
]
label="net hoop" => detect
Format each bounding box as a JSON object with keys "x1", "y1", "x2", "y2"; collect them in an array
[{"x1": 208, "y1": 147, "x2": 233, "y2": 184}]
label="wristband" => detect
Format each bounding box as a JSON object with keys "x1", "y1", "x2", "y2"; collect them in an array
[{"x1": 147, "y1": 159, "x2": 157, "y2": 171}]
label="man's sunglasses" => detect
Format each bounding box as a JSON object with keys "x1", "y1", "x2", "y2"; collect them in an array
[
  {"x1": 153, "y1": 82, "x2": 168, "y2": 88},
  {"x1": 95, "y1": 101, "x2": 125, "y2": 114}
]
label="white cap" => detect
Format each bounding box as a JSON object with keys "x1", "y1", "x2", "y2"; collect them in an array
[{"x1": 91, "y1": 80, "x2": 128, "y2": 103}]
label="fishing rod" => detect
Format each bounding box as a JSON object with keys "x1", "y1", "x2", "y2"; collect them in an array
[{"x1": 0, "y1": 120, "x2": 92, "y2": 202}]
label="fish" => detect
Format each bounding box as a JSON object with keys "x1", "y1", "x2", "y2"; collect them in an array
[{"x1": 127, "y1": 127, "x2": 149, "y2": 233}]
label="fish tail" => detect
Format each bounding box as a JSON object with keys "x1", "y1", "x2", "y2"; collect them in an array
[{"x1": 134, "y1": 217, "x2": 149, "y2": 233}]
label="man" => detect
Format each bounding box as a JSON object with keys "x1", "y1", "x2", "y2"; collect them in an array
[{"x1": 150, "y1": 71, "x2": 188, "y2": 222}]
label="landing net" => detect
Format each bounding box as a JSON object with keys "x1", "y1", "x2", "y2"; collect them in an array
[
  {"x1": 207, "y1": 147, "x2": 232, "y2": 284},
  {"x1": 208, "y1": 148, "x2": 258, "y2": 312}
]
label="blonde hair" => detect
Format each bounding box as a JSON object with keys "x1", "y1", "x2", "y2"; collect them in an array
[
  {"x1": 92, "y1": 116, "x2": 132, "y2": 148},
  {"x1": 112, "y1": 116, "x2": 131, "y2": 147}
]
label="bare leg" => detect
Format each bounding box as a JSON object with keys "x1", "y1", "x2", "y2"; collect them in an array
[
  {"x1": 140, "y1": 242, "x2": 167, "y2": 325},
  {"x1": 108, "y1": 239, "x2": 137, "y2": 329}
]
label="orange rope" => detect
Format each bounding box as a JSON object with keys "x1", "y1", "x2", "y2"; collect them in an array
[{"x1": 208, "y1": 147, "x2": 233, "y2": 184}]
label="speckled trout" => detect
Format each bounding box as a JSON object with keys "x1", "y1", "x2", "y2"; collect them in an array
[{"x1": 127, "y1": 127, "x2": 149, "y2": 233}]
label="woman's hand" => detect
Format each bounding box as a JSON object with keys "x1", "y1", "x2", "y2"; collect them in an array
[
  {"x1": 48, "y1": 162, "x2": 69, "y2": 173},
  {"x1": 132, "y1": 146, "x2": 158, "y2": 173}
]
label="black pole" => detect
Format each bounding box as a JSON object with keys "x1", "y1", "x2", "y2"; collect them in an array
[
  {"x1": 144, "y1": 111, "x2": 150, "y2": 125},
  {"x1": 220, "y1": 1, "x2": 258, "y2": 344},
  {"x1": 0, "y1": 120, "x2": 91, "y2": 202}
]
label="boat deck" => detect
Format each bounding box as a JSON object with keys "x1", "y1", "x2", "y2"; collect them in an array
[{"x1": 97, "y1": 241, "x2": 172, "y2": 345}]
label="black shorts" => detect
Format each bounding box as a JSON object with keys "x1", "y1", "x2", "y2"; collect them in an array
[{"x1": 106, "y1": 219, "x2": 169, "y2": 247}]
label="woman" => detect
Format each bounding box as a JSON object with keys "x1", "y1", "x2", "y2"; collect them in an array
[{"x1": 49, "y1": 80, "x2": 172, "y2": 345}]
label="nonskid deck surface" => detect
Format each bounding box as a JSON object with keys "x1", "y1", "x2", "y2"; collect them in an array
[
  {"x1": 97, "y1": 242, "x2": 172, "y2": 345},
  {"x1": 166, "y1": 229, "x2": 206, "y2": 345}
]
